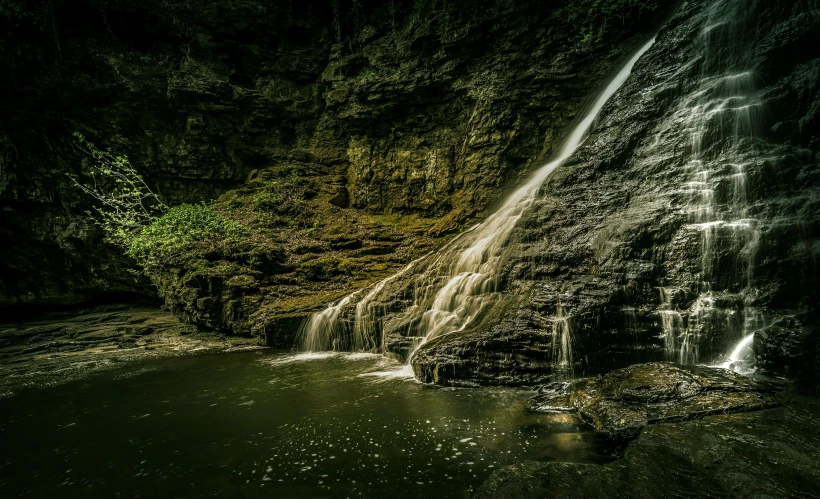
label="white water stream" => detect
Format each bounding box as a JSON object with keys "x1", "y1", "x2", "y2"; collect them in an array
[
  {"x1": 301, "y1": 37, "x2": 657, "y2": 370},
  {"x1": 653, "y1": 0, "x2": 765, "y2": 371}
]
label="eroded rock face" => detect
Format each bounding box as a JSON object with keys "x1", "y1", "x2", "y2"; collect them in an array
[
  {"x1": 1, "y1": 0, "x2": 663, "y2": 338},
  {"x1": 527, "y1": 362, "x2": 780, "y2": 439},
  {"x1": 412, "y1": 0, "x2": 820, "y2": 387}
]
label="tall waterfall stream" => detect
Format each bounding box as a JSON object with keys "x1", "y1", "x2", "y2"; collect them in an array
[
  {"x1": 300, "y1": 38, "x2": 658, "y2": 372},
  {"x1": 653, "y1": 0, "x2": 768, "y2": 372},
  {"x1": 301, "y1": 0, "x2": 780, "y2": 378}
]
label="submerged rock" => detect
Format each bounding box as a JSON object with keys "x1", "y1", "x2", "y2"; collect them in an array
[{"x1": 527, "y1": 362, "x2": 780, "y2": 439}]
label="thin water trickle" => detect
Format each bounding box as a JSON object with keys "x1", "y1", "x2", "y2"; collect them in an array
[
  {"x1": 551, "y1": 305, "x2": 574, "y2": 378},
  {"x1": 301, "y1": 37, "x2": 657, "y2": 374}
]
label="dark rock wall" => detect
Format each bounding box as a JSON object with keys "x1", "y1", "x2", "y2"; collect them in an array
[
  {"x1": 413, "y1": 0, "x2": 820, "y2": 389},
  {"x1": 1, "y1": 0, "x2": 335, "y2": 309},
  {"x1": 0, "y1": 0, "x2": 660, "y2": 317}
]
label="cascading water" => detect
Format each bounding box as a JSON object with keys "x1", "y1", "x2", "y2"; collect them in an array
[
  {"x1": 551, "y1": 305, "x2": 574, "y2": 378},
  {"x1": 299, "y1": 251, "x2": 431, "y2": 352},
  {"x1": 719, "y1": 333, "x2": 755, "y2": 373},
  {"x1": 300, "y1": 37, "x2": 657, "y2": 372},
  {"x1": 654, "y1": 0, "x2": 766, "y2": 370}
]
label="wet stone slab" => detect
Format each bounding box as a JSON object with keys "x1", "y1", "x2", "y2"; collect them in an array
[
  {"x1": 0, "y1": 304, "x2": 265, "y2": 398},
  {"x1": 526, "y1": 362, "x2": 781, "y2": 439},
  {"x1": 477, "y1": 391, "x2": 820, "y2": 499}
]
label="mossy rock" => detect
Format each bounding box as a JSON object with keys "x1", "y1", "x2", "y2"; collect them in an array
[{"x1": 226, "y1": 274, "x2": 258, "y2": 289}]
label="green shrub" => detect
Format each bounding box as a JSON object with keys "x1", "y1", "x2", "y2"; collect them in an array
[
  {"x1": 355, "y1": 67, "x2": 377, "y2": 80},
  {"x1": 69, "y1": 132, "x2": 168, "y2": 247},
  {"x1": 128, "y1": 204, "x2": 247, "y2": 268}
]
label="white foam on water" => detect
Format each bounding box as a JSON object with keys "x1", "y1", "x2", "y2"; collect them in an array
[
  {"x1": 715, "y1": 333, "x2": 756, "y2": 373},
  {"x1": 262, "y1": 352, "x2": 340, "y2": 366},
  {"x1": 359, "y1": 364, "x2": 416, "y2": 381}
]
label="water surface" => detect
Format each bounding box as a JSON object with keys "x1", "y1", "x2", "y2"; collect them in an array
[{"x1": 0, "y1": 351, "x2": 612, "y2": 498}]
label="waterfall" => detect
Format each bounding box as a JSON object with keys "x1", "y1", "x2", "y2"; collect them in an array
[
  {"x1": 300, "y1": 37, "x2": 657, "y2": 370},
  {"x1": 655, "y1": 0, "x2": 766, "y2": 370},
  {"x1": 551, "y1": 305, "x2": 574, "y2": 378}
]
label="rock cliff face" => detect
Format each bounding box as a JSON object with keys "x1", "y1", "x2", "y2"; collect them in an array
[
  {"x1": 410, "y1": 0, "x2": 820, "y2": 390},
  {"x1": 4, "y1": 0, "x2": 817, "y2": 391},
  {"x1": 0, "y1": 0, "x2": 661, "y2": 334},
  {"x1": 1, "y1": 0, "x2": 336, "y2": 310}
]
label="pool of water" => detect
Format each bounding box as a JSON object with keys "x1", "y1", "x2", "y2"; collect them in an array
[{"x1": 0, "y1": 350, "x2": 613, "y2": 498}]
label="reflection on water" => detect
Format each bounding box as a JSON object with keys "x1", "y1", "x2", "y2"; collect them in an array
[{"x1": 0, "y1": 351, "x2": 613, "y2": 498}]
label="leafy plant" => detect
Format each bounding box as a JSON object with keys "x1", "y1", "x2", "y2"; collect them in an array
[
  {"x1": 127, "y1": 204, "x2": 248, "y2": 269},
  {"x1": 355, "y1": 67, "x2": 377, "y2": 80},
  {"x1": 68, "y1": 132, "x2": 168, "y2": 247}
]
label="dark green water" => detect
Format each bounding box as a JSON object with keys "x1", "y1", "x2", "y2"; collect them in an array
[{"x1": 0, "y1": 351, "x2": 612, "y2": 498}]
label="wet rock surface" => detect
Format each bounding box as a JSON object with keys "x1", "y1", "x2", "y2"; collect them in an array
[
  {"x1": 526, "y1": 362, "x2": 781, "y2": 440},
  {"x1": 477, "y1": 390, "x2": 820, "y2": 498},
  {"x1": 526, "y1": 381, "x2": 575, "y2": 413},
  {"x1": 0, "y1": 304, "x2": 264, "y2": 398},
  {"x1": 411, "y1": 323, "x2": 559, "y2": 387},
  {"x1": 412, "y1": 0, "x2": 820, "y2": 388},
  {"x1": 1, "y1": 0, "x2": 661, "y2": 341}
]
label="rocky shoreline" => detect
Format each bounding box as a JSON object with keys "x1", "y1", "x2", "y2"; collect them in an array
[
  {"x1": 2, "y1": 306, "x2": 818, "y2": 497},
  {"x1": 0, "y1": 304, "x2": 265, "y2": 399},
  {"x1": 526, "y1": 362, "x2": 782, "y2": 439},
  {"x1": 477, "y1": 364, "x2": 819, "y2": 498}
]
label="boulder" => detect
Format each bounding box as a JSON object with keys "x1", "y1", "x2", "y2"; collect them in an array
[
  {"x1": 527, "y1": 362, "x2": 781, "y2": 439},
  {"x1": 478, "y1": 392, "x2": 820, "y2": 498}
]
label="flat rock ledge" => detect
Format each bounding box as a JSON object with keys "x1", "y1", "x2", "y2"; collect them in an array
[
  {"x1": 526, "y1": 362, "x2": 781, "y2": 440},
  {"x1": 0, "y1": 304, "x2": 266, "y2": 398},
  {"x1": 476, "y1": 390, "x2": 820, "y2": 498}
]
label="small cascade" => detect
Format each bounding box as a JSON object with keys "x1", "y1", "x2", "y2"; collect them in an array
[
  {"x1": 660, "y1": 311, "x2": 683, "y2": 360},
  {"x1": 654, "y1": 0, "x2": 765, "y2": 369},
  {"x1": 718, "y1": 332, "x2": 755, "y2": 374},
  {"x1": 622, "y1": 307, "x2": 639, "y2": 341},
  {"x1": 551, "y1": 305, "x2": 574, "y2": 378},
  {"x1": 299, "y1": 294, "x2": 358, "y2": 352},
  {"x1": 299, "y1": 251, "x2": 432, "y2": 353},
  {"x1": 301, "y1": 37, "x2": 658, "y2": 370},
  {"x1": 657, "y1": 287, "x2": 682, "y2": 359}
]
